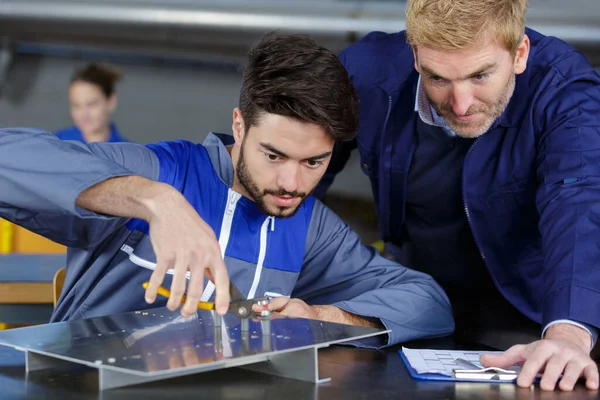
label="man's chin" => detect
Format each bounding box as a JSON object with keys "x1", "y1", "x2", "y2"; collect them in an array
[
  {"x1": 265, "y1": 203, "x2": 302, "y2": 219},
  {"x1": 449, "y1": 122, "x2": 492, "y2": 139},
  {"x1": 452, "y1": 128, "x2": 486, "y2": 139}
]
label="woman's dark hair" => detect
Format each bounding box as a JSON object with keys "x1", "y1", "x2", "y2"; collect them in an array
[
  {"x1": 239, "y1": 32, "x2": 359, "y2": 142},
  {"x1": 71, "y1": 63, "x2": 122, "y2": 98}
]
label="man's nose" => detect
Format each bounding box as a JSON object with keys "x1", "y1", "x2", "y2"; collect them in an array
[
  {"x1": 449, "y1": 83, "x2": 474, "y2": 116},
  {"x1": 276, "y1": 163, "x2": 301, "y2": 194}
]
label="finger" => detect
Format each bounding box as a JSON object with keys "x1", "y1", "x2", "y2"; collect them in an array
[
  {"x1": 480, "y1": 344, "x2": 527, "y2": 368},
  {"x1": 256, "y1": 297, "x2": 289, "y2": 313},
  {"x1": 558, "y1": 360, "x2": 585, "y2": 391},
  {"x1": 181, "y1": 258, "x2": 205, "y2": 316},
  {"x1": 250, "y1": 302, "x2": 270, "y2": 315},
  {"x1": 209, "y1": 253, "x2": 230, "y2": 315},
  {"x1": 518, "y1": 347, "x2": 552, "y2": 388},
  {"x1": 584, "y1": 363, "x2": 600, "y2": 390},
  {"x1": 540, "y1": 355, "x2": 568, "y2": 391},
  {"x1": 145, "y1": 256, "x2": 172, "y2": 304},
  {"x1": 168, "y1": 256, "x2": 188, "y2": 312}
]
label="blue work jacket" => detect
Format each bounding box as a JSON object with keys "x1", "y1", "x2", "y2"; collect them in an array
[{"x1": 318, "y1": 28, "x2": 600, "y2": 330}]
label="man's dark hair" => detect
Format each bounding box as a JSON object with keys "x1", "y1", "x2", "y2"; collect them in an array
[{"x1": 239, "y1": 32, "x2": 359, "y2": 142}]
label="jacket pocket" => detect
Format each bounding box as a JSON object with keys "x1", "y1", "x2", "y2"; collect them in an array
[{"x1": 486, "y1": 180, "x2": 535, "y2": 216}]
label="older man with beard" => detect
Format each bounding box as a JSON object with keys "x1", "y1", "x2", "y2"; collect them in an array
[{"x1": 317, "y1": 0, "x2": 600, "y2": 392}]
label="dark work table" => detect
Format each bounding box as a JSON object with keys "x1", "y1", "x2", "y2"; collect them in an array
[{"x1": 1, "y1": 337, "x2": 598, "y2": 400}]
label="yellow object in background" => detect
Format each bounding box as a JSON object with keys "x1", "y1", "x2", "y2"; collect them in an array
[
  {"x1": 0, "y1": 219, "x2": 65, "y2": 254},
  {"x1": 12, "y1": 225, "x2": 65, "y2": 253},
  {"x1": 0, "y1": 219, "x2": 13, "y2": 254},
  {"x1": 371, "y1": 239, "x2": 385, "y2": 253}
]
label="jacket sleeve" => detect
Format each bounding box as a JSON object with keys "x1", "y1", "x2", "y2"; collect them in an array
[
  {"x1": 0, "y1": 127, "x2": 160, "y2": 248},
  {"x1": 534, "y1": 58, "x2": 600, "y2": 330},
  {"x1": 294, "y1": 200, "x2": 454, "y2": 348}
]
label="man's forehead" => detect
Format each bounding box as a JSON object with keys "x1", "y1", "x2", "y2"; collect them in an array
[
  {"x1": 246, "y1": 114, "x2": 334, "y2": 159},
  {"x1": 417, "y1": 42, "x2": 507, "y2": 79},
  {"x1": 416, "y1": 38, "x2": 507, "y2": 64}
]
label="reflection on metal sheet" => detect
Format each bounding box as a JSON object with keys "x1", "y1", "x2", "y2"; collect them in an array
[{"x1": 0, "y1": 307, "x2": 387, "y2": 381}]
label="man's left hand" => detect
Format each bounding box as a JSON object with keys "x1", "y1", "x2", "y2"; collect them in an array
[
  {"x1": 252, "y1": 298, "x2": 382, "y2": 329},
  {"x1": 253, "y1": 297, "x2": 318, "y2": 319},
  {"x1": 480, "y1": 324, "x2": 599, "y2": 391}
]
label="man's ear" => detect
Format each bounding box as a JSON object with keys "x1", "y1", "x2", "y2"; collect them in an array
[
  {"x1": 412, "y1": 45, "x2": 420, "y2": 73},
  {"x1": 232, "y1": 108, "x2": 245, "y2": 144},
  {"x1": 514, "y1": 34, "x2": 530, "y2": 75}
]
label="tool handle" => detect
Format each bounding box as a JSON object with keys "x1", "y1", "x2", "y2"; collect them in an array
[{"x1": 142, "y1": 282, "x2": 215, "y2": 311}]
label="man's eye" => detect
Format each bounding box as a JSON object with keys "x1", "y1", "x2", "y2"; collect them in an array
[
  {"x1": 306, "y1": 160, "x2": 323, "y2": 168},
  {"x1": 429, "y1": 75, "x2": 445, "y2": 85},
  {"x1": 265, "y1": 153, "x2": 280, "y2": 161}
]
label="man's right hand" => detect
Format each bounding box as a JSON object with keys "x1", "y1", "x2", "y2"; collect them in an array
[
  {"x1": 76, "y1": 176, "x2": 230, "y2": 317},
  {"x1": 142, "y1": 184, "x2": 230, "y2": 317}
]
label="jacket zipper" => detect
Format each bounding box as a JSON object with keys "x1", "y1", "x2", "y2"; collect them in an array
[
  {"x1": 462, "y1": 137, "x2": 485, "y2": 260},
  {"x1": 200, "y1": 189, "x2": 241, "y2": 302},
  {"x1": 463, "y1": 134, "x2": 515, "y2": 307},
  {"x1": 247, "y1": 216, "x2": 273, "y2": 299}
]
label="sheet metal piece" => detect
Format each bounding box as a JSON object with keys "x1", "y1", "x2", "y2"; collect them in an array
[{"x1": 0, "y1": 307, "x2": 388, "y2": 390}]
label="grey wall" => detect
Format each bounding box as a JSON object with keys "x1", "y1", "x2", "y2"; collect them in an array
[{"x1": 0, "y1": 53, "x2": 374, "y2": 199}]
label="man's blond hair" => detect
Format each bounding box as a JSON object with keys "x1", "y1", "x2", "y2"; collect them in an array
[{"x1": 406, "y1": 0, "x2": 527, "y2": 55}]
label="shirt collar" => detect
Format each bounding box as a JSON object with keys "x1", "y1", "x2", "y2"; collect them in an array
[{"x1": 415, "y1": 75, "x2": 456, "y2": 137}]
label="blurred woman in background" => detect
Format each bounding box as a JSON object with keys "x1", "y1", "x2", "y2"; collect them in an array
[{"x1": 55, "y1": 63, "x2": 128, "y2": 143}]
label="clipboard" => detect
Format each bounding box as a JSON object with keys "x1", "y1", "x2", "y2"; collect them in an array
[
  {"x1": 453, "y1": 367, "x2": 518, "y2": 381},
  {"x1": 399, "y1": 347, "x2": 525, "y2": 383}
]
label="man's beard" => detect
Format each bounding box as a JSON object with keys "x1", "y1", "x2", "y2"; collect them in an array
[
  {"x1": 432, "y1": 73, "x2": 516, "y2": 139},
  {"x1": 236, "y1": 142, "x2": 310, "y2": 218}
]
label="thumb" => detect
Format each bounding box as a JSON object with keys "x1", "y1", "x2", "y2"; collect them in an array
[{"x1": 480, "y1": 345, "x2": 527, "y2": 368}]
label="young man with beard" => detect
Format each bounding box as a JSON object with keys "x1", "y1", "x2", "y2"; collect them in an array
[
  {"x1": 0, "y1": 33, "x2": 454, "y2": 348},
  {"x1": 316, "y1": 0, "x2": 600, "y2": 391}
]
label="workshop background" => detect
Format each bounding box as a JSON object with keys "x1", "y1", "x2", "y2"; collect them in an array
[{"x1": 0, "y1": 0, "x2": 599, "y2": 326}]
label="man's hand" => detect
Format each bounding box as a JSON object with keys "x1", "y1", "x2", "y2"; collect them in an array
[
  {"x1": 480, "y1": 324, "x2": 599, "y2": 391},
  {"x1": 143, "y1": 184, "x2": 230, "y2": 317},
  {"x1": 76, "y1": 176, "x2": 230, "y2": 317},
  {"x1": 255, "y1": 297, "x2": 319, "y2": 319},
  {"x1": 254, "y1": 297, "x2": 382, "y2": 328}
]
